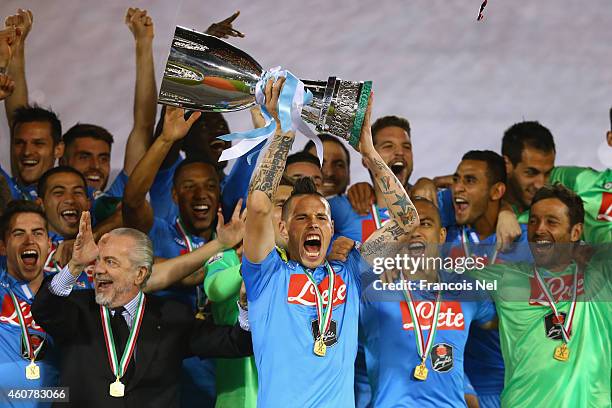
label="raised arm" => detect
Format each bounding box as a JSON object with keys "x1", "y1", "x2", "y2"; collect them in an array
[
  {"x1": 358, "y1": 97, "x2": 419, "y2": 263},
  {"x1": 122, "y1": 107, "x2": 200, "y2": 233},
  {"x1": 3, "y1": 9, "x2": 32, "y2": 129},
  {"x1": 244, "y1": 77, "x2": 295, "y2": 263},
  {"x1": 144, "y1": 200, "x2": 246, "y2": 292},
  {"x1": 123, "y1": 8, "x2": 157, "y2": 175}
]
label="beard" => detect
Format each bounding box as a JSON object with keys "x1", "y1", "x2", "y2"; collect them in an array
[{"x1": 95, "y1": 282, "x2": 133, "y2": 307}]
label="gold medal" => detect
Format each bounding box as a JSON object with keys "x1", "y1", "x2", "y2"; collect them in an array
[
  {"x1": 195, "y1": 311, "x2": 206, "y2": 320},
  {"x1": 413, "y1": 362, "x2": 428, "y2": 381},
  {"x1": 109, "y1": 378, "x2": 125, "y2": 397},
  {"x1": 313, "y1": 337, "x2": 327, "y2": 357},
  {"x1": 553, "y1": 343, "x2": 570, "y2": 362},
  {"x1": 25, "y1": 361, "x2": 40, "y2": 380}
]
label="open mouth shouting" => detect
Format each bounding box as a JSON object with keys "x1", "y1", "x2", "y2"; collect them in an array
[
  {"x1": 95, "y1": 277, "x2": 114, "y2": 293},
  {"x1": 389, "y1": 160, "x2": 406, "y2": 177},
  {"x1": 20, "y1": 248, "x2": 40, "y2": 269},
  {"x1": 406, "y1": 240, "x2": 427, "y2": 257},
  {"x1": 453, "y1": 196, "x2": 470, "y2": 220},
  {"x1": 192, "y1": 202, "x2": 211, "y2": 220},
  {"x1": 60, "y1": 208, "x2": 80, "y2": 225},
  {"x1": 21, "y1": 158, "x2": 39, "y2": 168},
  {"x1": 84, "y1": 171, "x2": 105, "y2": 188},
  {"x1": 531, "y1": 236, "x2": 555, "y2": 257},
  {"x1": 303, "y1": 233, "x2": 322, "y2": 261}
]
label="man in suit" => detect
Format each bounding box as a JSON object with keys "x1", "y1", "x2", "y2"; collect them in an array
[{"x1": 32, "y1": 211, "x2": 253, "y2": 408}]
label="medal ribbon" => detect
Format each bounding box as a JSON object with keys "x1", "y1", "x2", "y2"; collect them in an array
[
  {"x1": 7, "y1": 289, "x2": 45, "y2": 361},
  {"x1": 533, "y1": 266, "x2": 578, "y2": 343},
  {"x1": 177, "y1": 217, "x2": 211, "y2": 314},
  {"x1": 303, "y1": 262, "x2": 336, "y2": 339},
  {"x1": 461, "y1": 226, "x2": 498, "y2": 265},
  {"x1": 371, "y1": 204, "x2": 382, "y2": 230},
  {"x1": 401, "y1": 281, "x2": 441, "y2": 363},
  {"x1": 176, "y1": 217, "x2": 195, "y2": 252},
  {"x1": 100, "y1": 292, "x2": 146, "y2": 379}
]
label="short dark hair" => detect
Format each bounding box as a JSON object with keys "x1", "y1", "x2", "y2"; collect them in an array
[
  {"x1": 286, "y1": 151, "x2": 321, "y2": 169},
  {"x1": 37, "y1": 166, "x2": 88, "y2": 198},
  {"x1": 172, "y1": 156, "x2": 220, "y2": 187},
  {"x1": 371, "y1": 116, "x2": 411, "y2": 145},
  {"x1": 0, "y1": 200, "x2": 47, "y2": 239},
  {"x1": 12, "y1": 105, "x2": 62, "y2": 145},
  {"x1": 0, "y1": 174, "x2": 12, "y2": 217},
  {"x1": 279, "y1": 175, "x2": 295, "y2": 187},
  {"x1": 411, "y1": 195, "x2": 441, "y2": 226},
  {"x1": 303, "y1": 133, "x2": 350, "y2": 166},
  {"x1": 63, "y1": 123, "x2": 114, "y2": 149},
  {"x1": 532, "y1": 183, "x2": 584, "y2": 227},
  {"x1": 501, "y1": 121, "x2": 556, "y2": 166},
  {"x1": 281, "y1": 177, "x2": 326, "y2": 220},
  {"x1": 461, "y1": 150, "x2": 507, "y2": 185}
]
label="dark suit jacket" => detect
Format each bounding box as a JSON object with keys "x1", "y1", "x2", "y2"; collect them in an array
[{"x1": 32, "y1": 276, "x2": 253, "y2": 408}]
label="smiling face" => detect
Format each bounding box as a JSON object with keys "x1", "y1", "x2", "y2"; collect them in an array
[
  {"x1": 528, "y1": 198, "x2": 582, "y2": 268},
  {"x1": 12, "y1": 121, "x2": 64, "y2": 186},
  {"x1": 307, "y1": 140, "x2": 350, "y2": 196},
  {"x1": 40, "y1": 172, "x2": 90, "y2": 239},
  {"x1": 93, "y1": 234, "x2": 146, "y2": 308},
  {"x1": 373, "y1": 126, "x2": 413, "y2": 186},
  {"x1": 452, "y1": 160, "x2": 494, "y2": 225},
  {"x1": 172, "y1": 162, "x2": 221, "y2": 236},
  {"x1": 281, "y1": 194, "x2": 333, "y2": 269},
  {"x1": 4, "y1": 212, "x2": 50, "y2": 284},
  {"x1": 506, "y1": 146, "x2": 555, "y2": 210},
  {"x1": 62, "y1": 137, "x2": 111, "y2": 192}
]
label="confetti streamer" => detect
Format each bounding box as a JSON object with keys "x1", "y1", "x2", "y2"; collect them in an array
[{"x1": 477, "y1": 0, "x2": 488, "y2": 21}]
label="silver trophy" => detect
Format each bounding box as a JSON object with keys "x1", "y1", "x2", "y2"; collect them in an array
[{"x1": 158, "y1": 26, "x2": 372, "y2": 148}]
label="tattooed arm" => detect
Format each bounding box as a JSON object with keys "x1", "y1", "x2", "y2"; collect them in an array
[
  {"x1": 358, "y1": 96, "x2": 419, "y2": 264},
  {"x1": 244, "y1": 77, "x2": 295, "y2": 263}
]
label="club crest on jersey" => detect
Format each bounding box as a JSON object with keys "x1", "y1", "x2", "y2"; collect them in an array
[
  {"x1": 430, "y1": 343, "x2": 454, "y2": 373},
  {"x1": 544, "y1": 311, "x2": 570, "y2": 340},
  {"x1": 287, "y1": 274, "x2": 347, "y2": 307},
  {"x1": 310, "y1": 319, "x2": 338, "y2": 347},
  {"x1": 529, "y1": 274, "x2": 584, "y2": 306},
  {"x1": 0, "y1": 294, "x2": 44, "y2": 331},
  {"x1": 205, "y1": 252, "x2": 224, "y2": 266},
  {"x1": 400, "y1": 301, "x2": 465, "y2": 330}
]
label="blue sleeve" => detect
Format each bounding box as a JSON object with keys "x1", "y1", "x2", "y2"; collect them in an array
[
  {"x1": 437, "y1": 189, "x2": 455, "y2": 228},
  {"x1": 345, "y1": 246, "x2": 364, "y2": 294},
  {"x1": 220, "y1": 140, "x2": 264, "y2": 220},
  {"x1": 105, "y1": 171, "x2": 128, "y2": 198},
  {"x1": 150, "y1": 157, "x2": 182, "y2": 221},
  {"x1": 473, "y1": 294, "x2": 497, "y2": 327},
  {"x1": 147, "y1": 217, "x2": 173, "y2": 258},
  {"x1": 1, "y1": 165, "x2": 23, "y2": 200},
  {"x1": 242, "y1": 248, "x2": 283, "y2": 302}
]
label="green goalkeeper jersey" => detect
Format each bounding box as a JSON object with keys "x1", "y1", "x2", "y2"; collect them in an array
[
  {"x1": 510, "y1": 166, "x2": 611, "y2": 244},
  {"x1": 468, "y1": 249, "x2": 612, "y2": 408},
  {"x1": 549, "y1": 166, "x2": 612, "y2": 243}
]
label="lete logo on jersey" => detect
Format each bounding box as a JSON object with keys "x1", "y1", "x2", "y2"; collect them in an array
[
  {"x1": 399, "y1": 301, "x2": 465, "y2": 330},
  {"x1": 287, "y1": 274, "x2": 347, "y2": 307},
  {"x1": 0, "y1": 294, "x2": 44, "y2": 332},
  {"x1": 529, "y1": 274, "x2": 585, "y2": 306},
  {"x1": 597, "y1": 191, "x2": 612, "y2": 222}
]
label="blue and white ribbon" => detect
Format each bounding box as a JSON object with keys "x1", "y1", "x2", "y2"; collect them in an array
[{"x1": 218, "y1": 68, "x2": 323, "y2": 164}]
